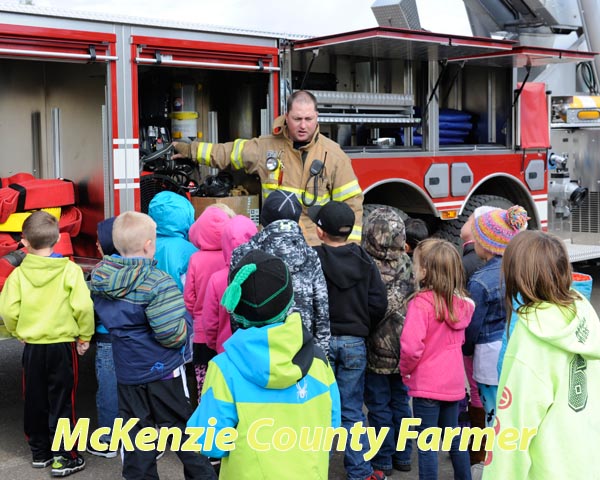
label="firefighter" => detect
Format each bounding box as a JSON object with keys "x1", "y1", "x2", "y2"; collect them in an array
[{"x1": 172, "y1": 90, "x2": 364, "y2": 246}]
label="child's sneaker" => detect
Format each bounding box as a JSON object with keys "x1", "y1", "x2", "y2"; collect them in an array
[
  {"x1": 51, "y1": 454, "x2": 85, "y2": 477},
  {"x1": 32, "y1": 457, "x2": 53, "y2": 468},
  {"x1": 86, "y1": 442, "x2": 118, "y2": 458}
]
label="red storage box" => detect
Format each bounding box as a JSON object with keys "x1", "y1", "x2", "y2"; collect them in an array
[{"x1": 8, "y1": 178, "x2": 75, "y2": 212}]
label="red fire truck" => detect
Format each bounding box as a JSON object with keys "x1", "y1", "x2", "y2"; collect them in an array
[{"x1": 0, "y1": 2, "x2": 597, "y2": 260}]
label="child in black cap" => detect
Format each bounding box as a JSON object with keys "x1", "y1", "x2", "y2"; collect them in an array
[
  {"x1": 187, "y1": 249, "x2": 340, "y2": 479},
  {"x1": 309, "y1": 201, "x2": 388, "y2": 480}
]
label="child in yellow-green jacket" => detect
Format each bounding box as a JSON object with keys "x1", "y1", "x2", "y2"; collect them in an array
[
  {"x1": 0, "y1": 211, "x2": 94, "y2": 477},
  {"x1": 483, "y1": 231, "x2": 600, "y2": 479}
]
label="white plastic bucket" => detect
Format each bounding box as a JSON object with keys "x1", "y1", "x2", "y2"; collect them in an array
[{"x1": 170, "y1": 111, "x2": 199, "y2": 139}]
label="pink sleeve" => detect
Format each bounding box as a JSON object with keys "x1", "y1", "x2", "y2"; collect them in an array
[
  {"x1": 399, "y1": 295, "x2": 428, "y2": 376},
  {"x1": 202, "y1": 274, "x2": 220, "y2": 352},
  {"x1": 183, "y1": 257, "x2": 197, "y2": 313}
]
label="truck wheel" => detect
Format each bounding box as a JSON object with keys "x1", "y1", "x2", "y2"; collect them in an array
[{"x1": 434, "y1": 194, "x2": 514, "y2": 247}]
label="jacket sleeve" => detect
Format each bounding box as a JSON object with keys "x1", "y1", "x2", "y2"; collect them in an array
[
  {"x1": 202, "y1": 274, "x2": 220, "y2": 352},
  {"x1": 0, "y1": 271, "x2": 20, "y2": 335},
  {"x1": 400, "y1": 296, "x2": 428, "y2": 376},
  {"x1": 330, "y1": 151, "x2": 364, "y2": 243},
  {"x1": 368, "y1": 260, "x2": 388, "y2": 328},
  {"x1": 68, "y1": 264, "x2": 95, "y2": 342},
  {"x1": 183, "y1": 256, "x2": 197, "y2": 315},
  {"x1": 464, "y1": 277, "x2": 488, "y2": 356},
  {"x1": 484, "y1": 357, "x2": 552, "y2": 479},
  {"x1": 311, "y1": 256, "x2": 330, "y2": 356},
  {"x1": 186, "y1": 360, "x2": 238, "y2": 458},
  {"x1": 146, "y1": 275, "x2": 188, "y2": 349},
  {"x1": 326, "y1": 364, "x2": 341, "y2": 428},
  {"x1": 192, "y1": 138, "x2": 263, "y2": 175}
]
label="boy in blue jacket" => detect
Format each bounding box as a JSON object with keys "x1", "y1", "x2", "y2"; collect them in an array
[{"x1": 89, "y1": 211, "x2": 215, "y2": 480}]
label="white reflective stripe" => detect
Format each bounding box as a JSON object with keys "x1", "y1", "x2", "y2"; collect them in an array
[
  {"x1": 332, "y1": 180, "x2": 362, "y2": 202},
  {"x1": 230, "y1": 139, "x2": 246, "y2": 170},
  {"x1": 112, "y1": 148, "x2": 139, "y2": 180},
  {"x1": 535, "y1": 199, "x2": 548, "y2": 223},
  {"x1": 114, "y1": 183, "x2": 140, "y2": 190},
  {"x1": 113, "y1": 138, "x2": 138, "y2": 146},
  {"x1": 197, "y1": 142, "x2": 213, "y2": 165}
]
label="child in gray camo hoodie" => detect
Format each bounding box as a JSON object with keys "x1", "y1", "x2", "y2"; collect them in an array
[{"x1": 230, "y1": 190, "x2": 330, "y2": 355}]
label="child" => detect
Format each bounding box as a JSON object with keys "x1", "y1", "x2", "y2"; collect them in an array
[
  {"x1": 400, "y1": 238, "x2": 474, "y2": 480},
  {"x1": 87, "y1": 216, "x2": 119, "y2": 458},
  {"x1": 403, "y1": 217, "x2": 428, "y2": 257},
  {"x1": 463, "y1": 206, "x2": 528, "y2": 428},
  {"x1": 459, "y1": 205, "x2": 499, "y2": 466},
  {"x1": 183, "y1": 204, "x2": 235, "y2": 400},
  {"x1": 231, "y1": 190, "x2": 330, "y2": 354},
  {"x1": 310, "y1": 200, "x2": 388, "y2": 480},
  {"x1": 187, "y1": 249, "x2": 340, "y2": 479},
  {"x1": 148, "y1": 191, "x2": 197, "y2": 291},
  {"x1": 0, "y1": 211, "x2": 94, "y2": 477},
  {"x1": 202, "y1": 214, "x2": 258, "y2": 354},
  {"x1": 89, "y1": 211, "x2": 215, "y2": 480},
  {"x1": 362, "y1": 206, "x2": 415, "y2": 475},
  {"x1": 483, "y1": 231, "x2": 600, "y2": 479}
]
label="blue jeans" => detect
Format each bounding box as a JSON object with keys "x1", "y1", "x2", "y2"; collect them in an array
[
  {"x1": 329, "y1": 336, "x2": 372, "y2": 480},
  {"x1": 95, "y1": 342, "x2": 118, "y2": 443},
  {"x1": 412, "y1": 398, "x2": 471, "y2": 480},
  {"x1": 364, "y1": 371, "x2": 413, "y2": 471}
]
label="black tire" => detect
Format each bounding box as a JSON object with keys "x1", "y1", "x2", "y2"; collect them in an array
[{"x1": 435, "y1": 194, "x2": 514, "y2": 247}]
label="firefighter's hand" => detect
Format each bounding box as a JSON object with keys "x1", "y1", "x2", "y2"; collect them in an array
[
  {"x1": 76, "y1": 340, "x2": 90, "y2": 356},
  {"x1": 172, "y1": 141, "x2": 192, "y2": 160}
]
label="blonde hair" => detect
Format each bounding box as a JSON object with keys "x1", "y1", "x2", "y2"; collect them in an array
[
  {"x1": 414, "y1": 238, "x2": 468, "y2": 323},
  {"x1": 22, "y1": 211, "x2": 59, "y2": 249},
  {"x1": 112, "y1": 211, "x2": 156, "y2": 255},
  {"x1": 503, "y1": 231, "x2": 578, "y2": 322},
  {"x1": 210, "y1": 203, "x2": 236, "y2": 218}
]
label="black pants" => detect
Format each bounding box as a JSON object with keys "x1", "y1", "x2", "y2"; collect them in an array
[
  {"x1": 22, "y1": 342, "x2": 79, "y2": 460},
  {"x1": 118, "y1": 371, "x2": 216, "y2": 480}
]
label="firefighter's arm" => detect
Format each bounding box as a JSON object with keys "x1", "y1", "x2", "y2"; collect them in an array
[
  {"x1": 174, "y1": 139, "x2": 263, "y2": 174},
  {"x1": 329, "y1": 154, "x2": 364, "y2": 242}
]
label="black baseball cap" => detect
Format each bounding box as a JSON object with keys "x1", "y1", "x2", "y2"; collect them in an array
[
  {"x1": 308, "y1": 201, "x2": 355, "y2": 237},
  {"x1": 260, "y1": 190, "x2": 302, "y2": 226}
]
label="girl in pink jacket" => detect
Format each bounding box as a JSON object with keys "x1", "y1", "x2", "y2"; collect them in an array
[
  {"x1": 184, "y1": 204, "x2": 235, "y2": 400},
  {"x1": 400, "y1": 238, "x2": 474, "y2": 480},
  {"x1": 201, "y1": 215, "x2": 257, "y2": 354}
]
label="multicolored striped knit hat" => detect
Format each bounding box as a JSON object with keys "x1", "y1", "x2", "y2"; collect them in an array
[{"x1": 472, "y1": 205, "x2": 529, "y2": 256}]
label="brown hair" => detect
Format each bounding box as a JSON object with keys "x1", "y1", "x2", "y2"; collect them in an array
[
  {"x1": 286, "y1": 90, "x2": 318, "y2": 113},
  {"x1": 502, "y1": 230, "x2": 578, "y2": 324},
  {"x1": 22, "y1": 211, "x2": 59, "y2": 249},
  {"x1": 413, "y1": 238, "x2": 468, "y2": 323}
]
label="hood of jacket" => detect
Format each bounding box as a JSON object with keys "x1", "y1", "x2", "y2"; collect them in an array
[
  {"x1": 188, "y1": 206, "x2": 231, "y2": 250},
  {"x1": 19, "y1": 254, "x2": 70, "y2": 288},
  {"x1": 90, "y1": 256, "x2": 157, "y2": 299},
  {"x1": 221, "y1": 215, "x2": 258, "y2": 266},
  {"x1": 317, "y1": 243, "x2": 373, "y2": 290},
  {"x1": 517, "y1": 297, "x2": 600, "y2": 360},
  {"x1": 148, "y1": 191, "x2": 195, "y2": 240},
  {"x1": 249, "y1": 220, "x2": 310, "y2": 274},
  {"x1": 222, "y1": 312, "x2": 315, "y2": 389}
]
